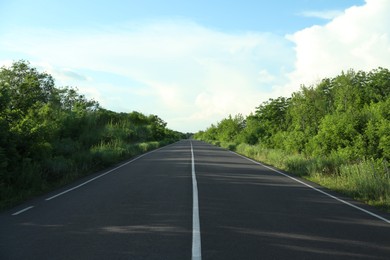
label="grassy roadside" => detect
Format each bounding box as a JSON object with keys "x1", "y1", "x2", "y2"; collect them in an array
[
  {"x1": 0, "y1": 140, "x2": 174, "y2": 211},
  {"x1": 219, "y1": 142, "x2": 390, "y2": 213}
]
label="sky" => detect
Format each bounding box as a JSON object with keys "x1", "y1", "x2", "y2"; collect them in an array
[{"x1": 1, "y1": 0, "x2": 389, "y2": 133}]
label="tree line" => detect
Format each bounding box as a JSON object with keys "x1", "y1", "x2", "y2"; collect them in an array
[
  {"x1": 195, "y1": 68, "x2": 390, "y2": 211},
  {"x1": 0, "y1": 61, "x2": 185, "y2": 209}
]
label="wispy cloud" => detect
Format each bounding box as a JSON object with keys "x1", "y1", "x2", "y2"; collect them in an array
[
  {"x1": 0, "y1": 21, "x2": 294, "y2": 132},
  {"x1": 60, "y1": 69, "x2": 88, "y2": 81},
  {"x1": 299, "y1": 10, "x2": 343, "y2": 20}
]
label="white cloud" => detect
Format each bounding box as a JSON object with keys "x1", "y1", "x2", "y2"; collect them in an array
[
  {"x1": 60, "y1": 69, "x2": 88, "y2": 81},
  {"x1": 258, "y1": 69, "x2": 276, "y2": 83},
  {"x1": 0, "y1": 21, "x2": 294, "y2": 132},
  {"x1": 299, "y1": 10, "x2": 343, "y2": 20},
  {"x1": 284, "y1": 0, "x2": 390, "y2": 96},
  {"x1": 3, "y1": 0, "x2": 388, "y2": 132}
]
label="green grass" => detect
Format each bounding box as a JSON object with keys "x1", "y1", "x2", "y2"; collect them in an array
[
  {"x1": 235, "y1": 143, "x2": 390, "y2": 212},
  {"x1": 309, "y1": 159, "x2": 390, "y2": 211},
  {"x1": 0, "y1": 140, "x2": 173, "y2": 210}
]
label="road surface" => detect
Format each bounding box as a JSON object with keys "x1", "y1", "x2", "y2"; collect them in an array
[{"x1": 1, "y1": 140, "x2": 389, "y2": 259}]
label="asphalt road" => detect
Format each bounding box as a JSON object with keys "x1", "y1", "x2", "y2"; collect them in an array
[{"x1": 1, "y1": 140, "x2": 390, "y2": 259}]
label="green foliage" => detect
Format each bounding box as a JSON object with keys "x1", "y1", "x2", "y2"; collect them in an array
[
  {"x1": 0, "y1": 61, "x2": 185, "y2": 209},
  {"x1": 254, "y1": 97, "x2": 290, "y2": 146},
  {"x1": 194, "y1": 114, "x2": 245, "y2": 145},
  {"x1": 339, "y1": 159, "x2": 390, "y2": 201},
  {"x1": 195, "y1": 67, "x2": 390, "y2": 211}
]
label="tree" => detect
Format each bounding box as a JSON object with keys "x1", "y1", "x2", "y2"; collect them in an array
[
  {"x1": 216, "y1": 114, "x2": 245, "y2": 143},
  {"x1": 255, "y1": 97, "x2": 290, "y2": 146},
  {"x1": 0, "y1": 61, "x2": 55, "y2": 116},
  {"x1": 237, "y1": 113, "x2": 262, "y2": 145},
  {"x1": 0, "y1": 61, "x2": 184, "y2": 209},
  {"x1": 364, "y1": 67, "x2": 390, "y2": 103}
]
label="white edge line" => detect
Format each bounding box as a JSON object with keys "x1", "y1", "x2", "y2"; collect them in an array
[
  {"x1": 231, "y1": 151, "x2": 390, "y2": 224},
  {"x1": 45, "y1": 145, "x2": 167, "y2": 201},
  {"x1": 191, "y1": 141, "x2": 202, "y2": 260},
  {"x1": 12, "y1": 206, "x2": 34, "y2": 216}
]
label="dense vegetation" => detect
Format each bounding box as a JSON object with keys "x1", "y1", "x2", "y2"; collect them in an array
[
  {"x1": 0, "y1": 61, "x2": 185, "y2": 209},
  {"x1": 195, "y1": 68, "x2": 390, "y2": 211}
]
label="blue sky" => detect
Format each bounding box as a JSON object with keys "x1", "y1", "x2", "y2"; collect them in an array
[
  {"x1": 0, "y1": 0, "x2": 364, "y2": 33},
  {"x1": 1, "y1": 0, "x2": 389, "y2": 132}
]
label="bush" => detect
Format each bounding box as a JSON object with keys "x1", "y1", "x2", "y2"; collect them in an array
[{"x1": 0, "y1": 61, "x2": 184, "y2": 210}]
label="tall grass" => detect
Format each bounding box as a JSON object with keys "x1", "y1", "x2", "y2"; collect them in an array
[
  {"x1": 337, "y1": 160, "x2": 389, "y2": 207},
  {"x1": 235, "y1": 143, "x2": 390, "y2": 212},
  {"x1": 0, "y1": 139, "x2": 169, "y2": 210}
]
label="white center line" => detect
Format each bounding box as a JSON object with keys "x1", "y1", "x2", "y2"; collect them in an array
[
  {"x1": 191, "y1": 141, "x2": 202, "y2": 260},
  {"x1": 12, "y1": 206, "x2": 34, "y2": 216}
]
